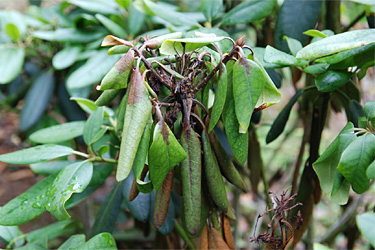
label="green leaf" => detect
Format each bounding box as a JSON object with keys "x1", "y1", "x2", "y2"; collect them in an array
[
  {"x1": 0, "y1": 173, "x2": 57, "y2": 226},
  {"x1": 26, "y1": 220, "x2": 78, "y2": 243},
  {"x1": 313, "y1": 243, "x2": 334, "y2": 250},
  {"x1": 29, "y1": 121, "x2": 85, "y2": 144},
  {"x1": 348, "y1": 99, "x2": 365, "y2": 127},
  {"x1": 30, "y1": 161, "x2": 76, "y2": 175},
  {"x1": 148, "y1": 120, "x2": 187, "y2": 191},
  {"x1": 313, "y1": 123, "x2": 355, "y2": 194},
  {"x1": 95, "y1": 14, "x2": 127, "y2": 38},
  {"x1": 315, "y1": 70, "x2": 352, "y2": 92},
  {"x1": 116, "y1": 0, "x2": 130, "y2": 8},
  {"x1": 149, "y1": 190, "x2": 175, "y2": 235},
  {"x1": 20, "y1": 71, "x2": 55, "y2": 131},
  {"x1": 83, "y1": 107, "x2": 104, "y2": 145},
  {"x1": 330, "y1": 174, "x2": 350, "y2": 205},
  {"x1": 223, "y1": 61, "x2": 248, "y2": 163},
  {"x1": 97, "y1": 50, "x2": 134, "y2": 91},
  {"x1": 52, "y1": 46, "x2": 82, "y2": 70},
  {"x1": 366, "y1": 160, "x2": 375, "y2": 179},
  {"x1": 252, "y1": 47, "x2": 280, "y2": 69},
  {"x1": 16, "y1": 238, "x2": 47, "y2": 250},
  {"x1": 0, "y1": 145, "x2": 74, "y2": 165},
  {"x1": 95, "y1": 89, "x2": 122, "y2": 106},
  {"x1": 123, "y1": 170, "x2": 151, "y2": 222},
  {"x1": 0, "y1": 226, "x2": 24, "y2": 246},
  {"x1": 264, "y1": 46, "x2": 307, "y2": 66},
  {"x1": 201, "y1": 0, "x2": 223, "y2": 21},
  {"x1": 296, "y1": 29, "x2": 375, "y2": 60},
  {"x1": 160, "y1": 36, "x2": 225, "y2": 55},
  {"x1": 209, "y1": 65, "x2": 227, "y2": 132},
  {"x1": 356, "y1": 212, "x2": 375, "y2": 247},
  {"x1": 338, "y1": 133, "x2": 375, "y2": 193},
  {"x1": 76, "y1": 232, "x2": 117, "y2": 250},
  {"x1": 364, "y1": 101, "x2": 375, "y2": 121},
  {"x1": 70, "y1": 97, "x2": 98, "y2": 114},
  {"x1": 283, "y1": 36, "x2": 303, "y2": 56},
  {"x1": 57, "y1": 234, "x2": 86, "y2": 250},
  {"x1": 5, "y1": 23, "x2": 20, "y2": 41},
  {"x1": 117, "y1": 68, "x2": 152, "y2": 181},
  {"x1": 67, "y1": 50, "x2": 121, "y2": 90},
  {"x1": 0, "y1": 46, "x2": 24, "y2": 84},
  {"x1": 46, "y1": 161, "x2": 93, "y2": 220},
  {"x1": 303, "y1": 29, "x2": 327, "y2": 38},
  {"x1": 90, "y1": 182, "x2": 123, "y2": 237},
  {"x1": 233, "y1": 58, "x2": 265, "y2": 132},
  {"x1": 67, "y1": 0, "x2": 120, "y2": 15},
  {"x1": 302, "y1": 63, "x2": 329, "y2": 74},
  {"x1": 266, "y1": 89, "x2": 304, "y2": 143},
  {"x1": 274, "y1": 0, "x2": 322, "y2": 52},
  {"x1": 33, "y1": 28, "x2": 104, "y2": 43},
  {"x1": 220, "y1": 0, "x2": 276, "y2": 25},
  {"x1": 127, "y1": 3, "x2": 145, "y2": 36}
]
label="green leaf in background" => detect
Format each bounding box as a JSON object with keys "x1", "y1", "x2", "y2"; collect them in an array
[
  {"x1": 26, "y1": 220, "x2": 78, "y2": 243},
  {"x1": 209, "y1": 64, "x2": 227, "y2": 132},
  {"x1": 264, "y1": 45, "x2": 307, "y2": 67},
  {"x1": 33, "y1": 28, "x2": 104, "y2": 43},
  {"x1": 127, "y1": 3, "x2": 145, "y2": 36},
  {"x1": 148, "y1": 120, "x2": 187, "y2": 191},
  {"x1": 348, "y1": 99, "x2": 365, "y2": 127},
  {"x1": 313, "y1": 243, "x2": 334, "y2": 250},
  {"x1": 160, "y1": 36, "x2": 224, "y2": 55},
  {"x1": 90, "y1": 182, "x2": 123, "y2": 237},
  {"x1": 366, "y1": 160, "x2": 375, "y2": 179},
  {"x1": 296, "y1": 29, "x2": 375, "y2": 60},
  {"x1": 223, "y1": 61, "x2": 248, "y2": 163},
  {"x1": 233, "y1": 58, "x2": 264, "y2": 132},
  {"x1": 274, "y1": 0, "x2": 322, "y2": 52},
  {"x1": 315, "y1": 70, "x2": 352, "y2": 92},
  {"x1": 0, "y1": 145, "x2": 73, "y2": 165},
  {"x1": 0, "y1": 46, "x2": 24, "y2": 84},
  {"x1": 266, "y1": 89, "x2": 304, "y2": 143},
  {"x1": 338, "y1": 133, "x2": 375, "y2": 194},
  {"x1": 67, "y1": 50, "x2": 121, "y2": 90},
  {"x1": 97, "y1": 50, "x2": 134, "y2": 91},
  {"x1": 201, "y1": 0, "x2": 223, "y2": 21},
  {"x1": 364, "y1": 101, "x2": 375, "y2": 121},
  {"x1": 57, "y1": 234, "x2": 86, "y2": 250},
  {"x1": 117, "y1": 68, "x2": 152, "y2": 182},
  {"x1": 0, "y1": 173, "x2": 57, "y2": 226},
  {"x1": 83, "y1": 107, "x2": 104, "y2": 145},
  {"x1": 283, "y1": 36, "x2": 303, "y2": 56},
  {"x1": 220, "y1": 0, "x2": 276, "y2": 25},
  {"x1": 67, "y1": 0, "x2": 120, "y2": 15},
  {"x1": 116, "y1": 0, "x2": 130, "y2": 8},
  {"x1": 304, "y1": 29, "x2": 328, "y2": 38},
  {"x1": 29, "y1": 121, "x2": 85, "y2": 144},
  {"x1": 0, "y1": 226, "x2": 24, "y2": 246},
  {"x1": 5, "y1": 23, "x2": 20, "y2": 41},
  {"x1": 356, "y1": 212, "x2": 375, "y2": 247},
  {"x1": 52, "y1": 46, "x2": 82, "y2": 70},
  {"x1": 95, "y1": 14, "x2": 127, "y2": 38},
  {"x1": 20, "y1": 71, "x2": 55, "y2": 131},
  {"x1": 76, "y1": 232, "x2": 117, "y2": 250},
  {"x1": 30, "y1": 161, "x2": 77, "y2": 175},
  {"x1": 45, "y1": 161, "x2": 93, "y2": 220}
]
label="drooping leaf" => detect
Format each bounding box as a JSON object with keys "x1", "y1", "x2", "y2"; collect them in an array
[
  {"x1": 76, "y1": 232, "x2": 117, "y2": 250},
  {"x1": 209, "y1": 64, "x2": 227, "y2": 132},
  {"x1": 220, "y1": 0, "x2": 276, "y2": 25},
  {"x1": 30, "y1": 161, "x2": 76, "y2": 175},
  {"x1": 83, "y1": 107, "x2": 104, "y2": 146},
  {"x1": 67, "y1": 0, "x2": 119, "y2": 15},
  {"x1": 266, "y1": 89, "x2": 304, "y2": 143},
  {"x1": 90, "y1": 182, "x2": 123, "y2": 237},
  {"x1": 52, "y1": 46, "x2": 82, "y2": 70},
  {"x1": 33, "y1": 28, "x2": 104, "y2": 43},
  {"x1": 338, "y1": 133, "x2": 375, "y2": 193},
  {"x1": 57, "y1": 234, "x2": 86, "y2": 250},
  {"x1": 223, "y1": 61, "x2": 248, "y2": 163},
  {"x1": 0, "y1": 46, "x2": 24, "y2": 84},
  {"x1": 160, "y1": 36, "x2": 225, "y2": 55},
  {"x1": 356, "y1": 213, "x2": 375, "y2": 247},
  {"x1": 20, "y1": 71, "x2": 55, "y2": 131},
  {"x1": 315, "y1": 70, "x2": 352, "y2": 92},
  {"x1": 149, "y1": 120, "x2": 187, "y2": 190},
  {"x1": 264, "y1": 45, "x2": 307, "y2": 67},
  {"x1": 274, "y1": 0, "x2": 322, "y2": 52},
  {"x1": 26, "y1": 220, "x2": 78, "y2": 243},
  {"x1": 0, "y1": 173, "x2": 57, "y2": 226},
  {"x1": 95, "y1": 89, "x2": 122, "y2": 106},
  {"x1": 0, "y1": 145, "x2": 74, "y2": 165},
  {"x1": 95, "y1": 14, "x2": 127, "y2": 38},
  {"x1": 29, "y1": 121, "x2": 85, "y2": 144},
  {"x1": 116, "y1": 67, "x2": 152, "y2": 181},
  {"x1": 233, "y1": 58, "x2": 265, "y2": 132},
  {"x1": 45, "y1": 161, "x2": 93, "y2": 220},
  {"x1": 201, "y1": 0, "x2": 223, "y2": 21},
  {"x1": 296, "y1": 29, "x2": 375, "y2": 60},
  {"x1": 150, "y1": 189, "x2": 175, "y2": 235}
]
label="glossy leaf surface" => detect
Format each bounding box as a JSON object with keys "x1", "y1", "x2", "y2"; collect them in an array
[{"x1": 29, "y1": 121, "x2": 85, "y2": 144}]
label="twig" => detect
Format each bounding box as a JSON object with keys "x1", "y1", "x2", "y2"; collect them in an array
[{"x1": 174, "y1": 221, "x2": 195, "y2": 249}]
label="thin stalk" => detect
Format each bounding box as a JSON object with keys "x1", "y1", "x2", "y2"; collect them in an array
[
  {"x1": 174, "y1": 221, "x2": 195, "y2": 249},
  {"x1": 72, "y1": 151, "x2": 89, "y2": 158},
  {"x1": 343, "y1": 10, "x2": 366, "y2": 32},
  {"x1": 91, "y1": 156, "x2": 118, "y2": 164}
]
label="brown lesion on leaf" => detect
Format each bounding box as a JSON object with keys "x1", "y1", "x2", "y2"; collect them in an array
[{"x1": 115, "y1": 50, "x2": 134, "y2": 75}]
